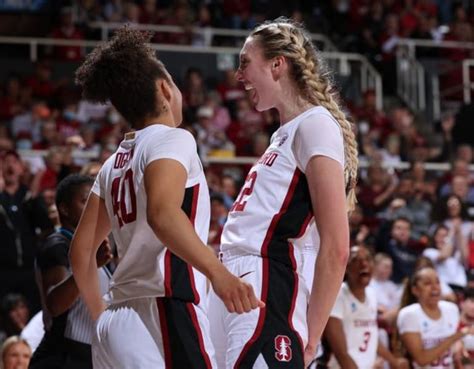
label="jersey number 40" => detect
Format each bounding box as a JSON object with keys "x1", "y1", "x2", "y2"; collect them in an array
[{"x1": 111, "y1": 168, "x2": 137, "y2": 227}]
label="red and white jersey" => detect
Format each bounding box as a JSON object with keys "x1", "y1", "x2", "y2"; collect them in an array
[
  {"x1": 397, "y1": 301, "x2": 460, "y2": 369},
  {"x1": 220, "y1": 106, "x2": 344, "y2": 270},
  {"x1": 92, "y1": 124, "x2": 210, "y2": 305},
  {"x1": 328, "y1": 283, "x2": 379, "y2": 369}
]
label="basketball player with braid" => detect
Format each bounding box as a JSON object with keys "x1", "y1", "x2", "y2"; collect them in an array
[
  {"x1": 70, "y1": 27, "x2": 263, "y2": 369},
  {"x1": 208, "y1": 18, "x2": 357, "y2": 368}
]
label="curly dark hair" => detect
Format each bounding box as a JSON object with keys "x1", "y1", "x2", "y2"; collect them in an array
[{"x1": 75, "y1": 26, "x2": 169, "y2": 127}]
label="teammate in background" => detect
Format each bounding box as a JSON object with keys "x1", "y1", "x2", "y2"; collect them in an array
[
  {"x1": 455, "y1": 288, "x2": 474, "y2": 368},
  {"x1": 209, "y1": 17, "x2": 355, "y2": 368},
  {"x1": 396, "y1": 267, "x2": 473, "y2": 369},
  {"x1": 324, "y1": 246, "x2": 408, "y2": 369},
  {"x1": 29, "y1": 174, "x2": 111, "y2": 369},
  {"x1": 70, "y1": 27, "x2": 263, "y2": 369}
]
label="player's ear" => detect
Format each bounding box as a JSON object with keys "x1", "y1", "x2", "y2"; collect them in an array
[{"x1": 156, "y1": 78, "x2": 172, "y2": 104}]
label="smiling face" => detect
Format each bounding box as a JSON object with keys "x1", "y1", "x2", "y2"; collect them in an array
[{"x1": 235, "y1": 37, "x2": 277, "y2": 112}]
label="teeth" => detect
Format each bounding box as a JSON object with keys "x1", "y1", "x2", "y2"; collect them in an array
[{"x1": 245, "y1": 86, "x2": 254, "y2": 91}]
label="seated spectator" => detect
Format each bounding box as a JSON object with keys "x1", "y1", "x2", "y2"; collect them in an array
[
  {"x1": 193, "y1": 106, "x2": 235, "y2": 159},
  {"x1": 0, "y1": 150, "x2": 52, "y2": 313},
  {"x1": 56, "y1": 103, "x2": 81, "y2": 139},
  {"x1": 323, "y1": 246, "x2": 408, "y2": 369},
  {"x1": 208, "y1": 194, "x2": 227, "y2": 253},
  {"x1": 37, "y1": 147, "x2": 65, "y2": 192},
  {"x1": 357, "y1": 162, "x2": 398, "y2": 222},
  {"x1": 32, "y1": 121, "x2": 61, "y2": 150},
  {"x1": 352, "y1": 89, "x2": 391, "y2": 139},
  {"x1": 396, "y1": 266, "x2": 469, "y2": 368},
  {"x1": 183, "y1": 68, "x2": 207, "y2": 120},
  {"x1": 376, "y1": 217, "x2": 422, "y2": 284},
  {"x1": 203, "y1": 91, "x2": 232, "y2": 132},
  {"x1": 30, "y1": 174, "x2": 111, "y2": 369},
  {"x1": 10, "y1": 101, "x2": 50, "y2": 146},
  {"x1": 216, "y1": 69, "x2": 245, "y2": 119},
  {"x1": 50, "y1": 7, "x2": 85, "y2": 62},
  {"x1": 0, "y1": 75, "x2": 24, "y2": 121},
  {"x1": 0, "y1": 294, "x2": 30, "y2": 344},
  {"x1": 432, "y1": 194, "x2": 471, "y2": 256},
  {"x1": 24, "y1": 61, "x2": 57, "y2": 101},
  {"x1": 423, "y1": 225, "x2": 467, "y2": 289},
  {"x1": 1, "y1": 336, "x2": 31, "y2": 369},
  {"x1": 349, "y1": 204, "x2": 374, "y2": 247}
]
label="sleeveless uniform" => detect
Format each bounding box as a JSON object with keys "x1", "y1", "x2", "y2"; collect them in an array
[
  {"x1": 208, "y1": 106, "x2": 345, "y2": 369},
  {"x1": 327, "y1": 283, "x2": 378, "y2": 369},
  {"x1": 397, "y1": 301, "x2": 460, "y2": 369},
  {"x1": 91, "y1": 124, "x2": 215, "y2": 369}
]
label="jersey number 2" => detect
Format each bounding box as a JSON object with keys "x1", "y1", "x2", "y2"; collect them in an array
[
  {"x1": 231, "y1": 171, "x2": 257, "y2": 212},
  {"x1": 111, "y1": 168, "x2": 137, "y2": 227}
]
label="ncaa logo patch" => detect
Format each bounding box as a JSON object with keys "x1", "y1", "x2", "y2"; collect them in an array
[
  {"x1": 276, "y1": 133, "x2": 289, "y2": 147},
  {"x1": 274, "y1": 335, "x2": 292, "y2": 362}
]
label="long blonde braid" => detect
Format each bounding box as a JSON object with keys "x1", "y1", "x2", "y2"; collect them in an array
[{"x1": 251, "y1": 18, "x2": 359, "y2": 211}]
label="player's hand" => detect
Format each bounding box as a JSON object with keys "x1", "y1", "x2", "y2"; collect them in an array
[
  {"x1": 390, "y1": 357, "x2": 409, "y2": 369},
  {"x1": 96, "y1": 239, "x2": 113, "y2": 268},
  {"x1": 210, "y1": 269, "x2": 264, "y2": 314},
  {"x1": 304, "y1": 343, "x2": 317, "y2": 368}
]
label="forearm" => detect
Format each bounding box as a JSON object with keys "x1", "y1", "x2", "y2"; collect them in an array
[
  {"x1": 411, "y1": 331, "x2": 463, "y2": 365},
  {"x1": 148, "y1": 208, "x2": 226, "y2": 280},
  {"x1": 307, "y1": 244, "x2": 347, "y2": 348},
  {"x1": 46, "y1": 275, "x2": 80, "y2": 317},
  {"x1": 378, "y1": 341, "x2": 398, "y2": 367},
  {"x1": 71, "y1": 247, "x2": 105, "y2": 320}
]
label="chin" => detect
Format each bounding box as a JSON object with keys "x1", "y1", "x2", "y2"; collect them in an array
[{"x1": 254, "y1": 102, "x2": 271, "y2": 112}]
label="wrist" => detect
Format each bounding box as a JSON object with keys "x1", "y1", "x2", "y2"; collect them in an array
[{"x1": 204, "y1": 258, "x2": 226, "y2": 282}]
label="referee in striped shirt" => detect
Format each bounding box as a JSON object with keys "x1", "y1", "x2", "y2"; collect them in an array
[{"x1": 29, "y1": 174, "x2": 112, "y2": 369}]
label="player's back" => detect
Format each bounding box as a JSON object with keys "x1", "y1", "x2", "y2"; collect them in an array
[{"x1": 92, "y1": 124, "x2": 210, "y2": 305}]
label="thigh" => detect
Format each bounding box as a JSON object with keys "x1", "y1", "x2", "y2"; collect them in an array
[
  {"x1": 223, "y1": 257, "x2": 307, "y2": 369},
  {"x1": 156, "y1": 298, "x2": 216, "y2": 369},
  {"x1": 92, "y1": 304, "x2": 164, "y2": 369},
  {"x1": 208, "y1": 288, "x2": 228, "y2": 369}
]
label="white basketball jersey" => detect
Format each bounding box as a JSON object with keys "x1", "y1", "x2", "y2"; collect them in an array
[
  {"x1": 328, "y1": 283, "x2": 379, "y2": 369},
  {"x1": 397, "y1": 301, "x2": 460, "y2": 369},
  {"x1": 92, "y1": 124, "x2": 210, "y2": 305},
  {"x1": 221, "y1": 106, "x2": 344, "y2": 271}
]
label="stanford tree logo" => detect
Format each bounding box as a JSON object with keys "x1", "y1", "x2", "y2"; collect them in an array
[{"x1": 274, "y1": 335, "x2": 292, "y2": 362}]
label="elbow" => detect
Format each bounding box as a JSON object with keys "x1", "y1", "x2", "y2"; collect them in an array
[
  {"x1": 146, "y1": 208, "x2": 167, "y2": 236},
  {"x1": 330, "y1": 236, "x2": 350, "y2": 266}
]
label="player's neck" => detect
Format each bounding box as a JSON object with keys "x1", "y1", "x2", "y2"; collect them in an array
[
  {"x1": 420, "y1": 303, "x2": 441, "y2": 319},
  {"x1": 348, "y1": 284, "x2": 366, "y2": 302},
  {"x1": 138, "y1": 113, "x2": 177, "y2": 129}
]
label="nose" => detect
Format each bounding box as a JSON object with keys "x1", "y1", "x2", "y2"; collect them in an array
[{"x1": 235, "y1": 68, "x2": 243, "y2": 82}]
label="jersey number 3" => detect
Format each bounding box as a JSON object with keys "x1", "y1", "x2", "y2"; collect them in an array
[
  {"x1": 359, "y1": 331, "x2": 371, "y2": 352},
  {"x1": 111, "y1": 168, "x2": 137, "y2": 227}
]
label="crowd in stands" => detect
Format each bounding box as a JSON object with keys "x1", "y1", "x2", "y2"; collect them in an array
[{"x1": 0, "y1": 0, "x2": 473, "y2": 368}]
